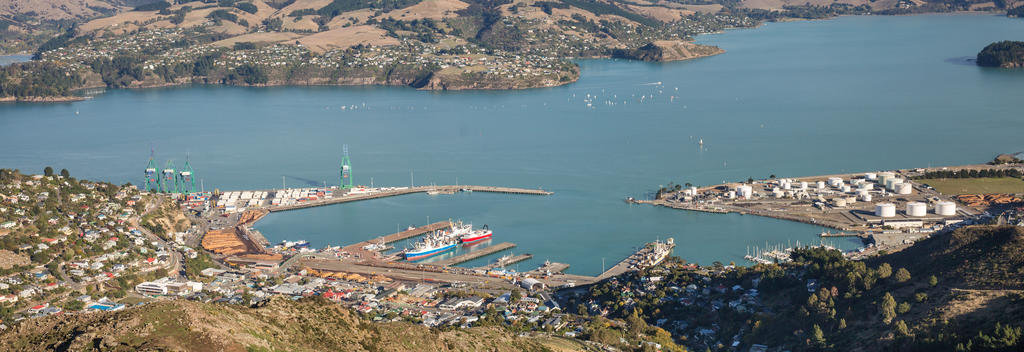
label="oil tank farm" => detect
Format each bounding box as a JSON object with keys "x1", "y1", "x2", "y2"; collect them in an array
[
  {"x1": 875, "y1": 203, "x2": 896, "y2": 218},
  {"x1": 906, "y1": 202, "x2": 927, "y2": 217},
  {"x1": 936, "y1": 201, "x2": 957, "y2": 216}
]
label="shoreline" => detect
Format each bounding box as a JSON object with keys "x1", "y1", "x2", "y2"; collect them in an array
[
  {"x1": 2, "y1": 11, "x2": 1005, "y2": 102},
  {"x1": 0, "y1": 95, "x2": 87, "y2": 103},
  {"x1": 633, "y1": 162, "x2": 1007, "y2": 254}
]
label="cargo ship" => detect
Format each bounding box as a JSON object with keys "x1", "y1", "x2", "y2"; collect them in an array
[
  {"x1": 460, "y1": 224, "x2": 493, "y2": 243},
  {"x1": 405, "y1": 231, "x2": 457, "y2": 260}
]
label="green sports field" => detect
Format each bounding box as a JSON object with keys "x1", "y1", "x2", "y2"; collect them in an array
[{"x1": 917, "y1": 177, "x2": 1024, "y2": 195}]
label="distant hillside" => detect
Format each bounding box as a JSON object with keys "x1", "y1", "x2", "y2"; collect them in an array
[{"x1": 0, "y1": 297, "x2": 575, "y2": 351}]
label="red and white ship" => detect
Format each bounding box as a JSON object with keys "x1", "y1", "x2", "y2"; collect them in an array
[{"x1": 460, "y1": 224, "x2": 493, "y2": 243}]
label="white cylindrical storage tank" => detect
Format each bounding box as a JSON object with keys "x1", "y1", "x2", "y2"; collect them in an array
[
  {"x1": 726, "y1": 191, "x2": 736, "y2": 199},
  {"x1": 877, "y1": 172, "x2": 895, "y2": 184},
  {"x1": 833, "y1": 198, "x2": 847, "y2": 207},
  {"x1": 817, "y1": 181, "x2": 826, "y2": 190},
  {"x1": 936, "y1": 201, "x2": 957, "y2": 216},
  {"x1": 841, "y1": 185, "x2": 851, "y2": 193},
  {"x1": 865, "y1": 172, "x2": 877, "y2": 181},
  {"x1": 781, "y1": 181, "x2": 791, "y2": 190},
  {"x1": 907, "y1": 202, "x2": 927, "y2": 217},
  {"x1": 875, "y1": 203, "x2": 896, "y2": 218},
  {"x1": 736, "y1": 185, "x2": 753, "y2": 199},
  {"x1": 800, "y1": 181, "x2": 808, "y2": 190},
  {"x1": 859, "y1": 193, "x2": 872, "y2": 202},
  {"x1": 828, "y1": 177, "x2": 843, "y2": 187},
  {"x1": 851, "y1": 179, "x2": 865, "y2": 186},
  {"x1": 689, "y1": 186, "x2": 697, "y2": 195},
  {"x1": 885, "y1": 178, "x2": 904, "y2": 191},
  {"x1": 895, "y1": 183, "x2": 912, "y2": 195},
  {"x1": 860, "y1": 183, "x2": 874, "y2": 191}
]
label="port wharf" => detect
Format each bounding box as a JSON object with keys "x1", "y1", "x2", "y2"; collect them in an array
[
  {"x1": 267, "y1": 185, "x2": 552, "y2": 212},
  {"x1": 201, "y1": 183, "x2": 677, "y2": 290},
  {"x1": 596, "y1": 239, "x2": 675, "y2": 280},
  {"x1": 346, "y1": 221, "x2": 453, "y2": 251},
  {"x1": 477, "y1": 254, "x2": 533, "y2": 270},
  {"x1": 294, "y1": 239, "x2": 673, "y2": 289},
  {"x1": 433, "y1": 242, "x2": 516, "y2": 267}
]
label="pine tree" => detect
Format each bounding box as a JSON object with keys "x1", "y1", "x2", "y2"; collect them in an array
[
  {"x1": 895, "y1": 320, "x2": 910, "y2": 336},
  {"x1": 811, "y1": 324, "x2": 827, "y2": 347},
  {"x1": 881, "y1": 292, "x2": 897, "y2": 324},
  {"x1": 895, "y1": 268, "x2": 911, "y2": 283},
  {"x1": 878, "y1": 263, "x2": 892, "y2": 278}
]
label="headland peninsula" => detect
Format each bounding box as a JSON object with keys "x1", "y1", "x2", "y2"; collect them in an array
[{"x1": 0, "y1": 0, "x2": 1016, "y2": 101}]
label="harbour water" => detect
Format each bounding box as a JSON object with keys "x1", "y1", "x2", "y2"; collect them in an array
[
  {"x1": 1, "y1": 15, "x2": 1022, "y2": 275},
  {"x1": 0, "y1": 55, "x2": 31, "y2": 66}
]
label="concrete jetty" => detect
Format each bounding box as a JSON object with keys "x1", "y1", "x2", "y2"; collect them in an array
[
  {"x1": 344, "y1": 221, "x2": 453, "y2": 252},
  {"x1": 267, "y1": 185, "x2": 552, "y2": 212},
  {"x1": 525, "y1": 261, "x2": 570, "y2": 276},
  {"x1": 477, "y1": 254, "x2": 533, "y2": 270},
  {"x1": 596, "y1": 239, "x2": 675, "y2": 280},
  {"x1": 432, "y1": 242, "x2": 516, "y2": 267}
]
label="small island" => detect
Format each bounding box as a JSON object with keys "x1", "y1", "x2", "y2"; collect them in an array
[
  {"x1": 611, "y1": 40, "x2": 724, "y2": 62},
  {"x1": 976, "y1": 41, "x2": 1024, "y2": 68}
]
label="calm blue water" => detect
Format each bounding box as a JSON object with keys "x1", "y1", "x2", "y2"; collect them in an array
[
  {"x1": 1, "y1": 15, "x2": 1022, "y2": 275},
  {"x1": 0, "y1": 55, "x2": 31, "y2": 66}
]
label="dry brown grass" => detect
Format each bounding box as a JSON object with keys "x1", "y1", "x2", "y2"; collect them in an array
[
  {"x1": 212, "y1": 32, "x2": 304, "y2": 47},
  {"x1": 0, "y1": 0, "x2": 116, "y2": 20},
  {"x1": 384, "y1": 0, "x2": 469, "y2": 20},
  {"x1": 740, "y1": 0, "x2": 875, "y2": 9},
  {"x1": 296, "y1": 25, "x2": 399, "y2": 53},
  {"x1": 80, "y1": 11, "x2": 158, "y2": 32},
  {"x1": 622, "y1": 4, "x2": 692, "y2": 22},
  {"x1": 0, "y1": 249, "x2": 29, "y2": 270},
  {"x1": 277, "y1": 0, "x2": 334, "y2": 16},
  {"x1": 283, "y1": 16, "x2": 320, "y2": 31}
]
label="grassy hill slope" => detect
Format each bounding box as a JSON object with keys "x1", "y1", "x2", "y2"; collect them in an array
[{"x1": 0, "y1": 296, "x2": 572, "y2": 351}]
